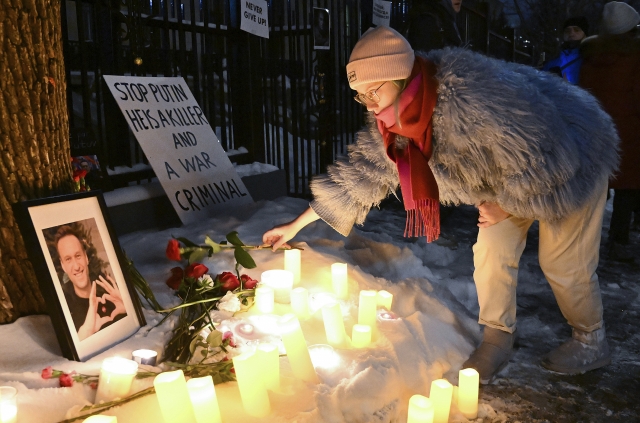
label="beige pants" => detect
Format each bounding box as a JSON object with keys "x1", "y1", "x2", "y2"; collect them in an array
[{"x1": 472, "y1": 180, "x2": 608, "y2": 334}]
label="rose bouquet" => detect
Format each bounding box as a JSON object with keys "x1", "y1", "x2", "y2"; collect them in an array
[{"x1": 161, "y1": 231, "x2": 263, "y2": 364}]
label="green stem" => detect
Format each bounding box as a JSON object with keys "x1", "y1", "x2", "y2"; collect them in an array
[{"x1": 56, "y1": 387, "x2": 156, "y2": 423}]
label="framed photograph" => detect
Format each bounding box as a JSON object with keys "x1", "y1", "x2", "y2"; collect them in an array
[
  {"x1": 14, "y1": 191, "x2": 146, "y2": 361},
  {"x1": 313, "y1": 8, "x2": 330, "y2": 50}
]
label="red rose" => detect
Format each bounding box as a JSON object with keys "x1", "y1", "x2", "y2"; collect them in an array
[
  {"x1": 223, "y1": 331, "x2": 237, "y2": 348},
  {"x1": 217, "y1": 272, "x2": 240, "y2": 291},
  {"x1": 185, "y1": 263, "x2": 209, "y2": 279},
  {"x1": 90, "y1": 382, "x2": 98, "y2": 390},
  {"x1": 166, "y1": 267, "x2": 184, "y2": 290},
  {"x1": 240, "y1": 274, "x2": 258, "y2": 289},
  {"x1": 41, "y1": 366, "x2": 53, "y2": 379},
  {"x1": 166, "y1": 239, "x2": 182, "y2": 261},
  {"x1": 59, "y1": 373, "x2": 74, "y2": 387},
  {"x1": 72, "y1": 169, "x2": 88, "y2": 180}
]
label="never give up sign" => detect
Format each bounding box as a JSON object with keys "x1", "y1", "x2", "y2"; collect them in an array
[{"x1": 103, "y1": 76, "x2": 253, "y2": 225}]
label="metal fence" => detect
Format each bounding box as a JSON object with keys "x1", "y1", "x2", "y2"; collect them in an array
[{"x1": 63, "y1": 0, "x2": 534, "y2": 196}]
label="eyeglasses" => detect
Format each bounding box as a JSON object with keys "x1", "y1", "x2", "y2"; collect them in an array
[{"x1": 353, "y1": 81, "x2": 388, "y2": 105}]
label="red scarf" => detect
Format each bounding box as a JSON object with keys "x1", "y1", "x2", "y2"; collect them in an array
[{"x1": 375, "y1": 57, "x2": 440, "y2": 241}]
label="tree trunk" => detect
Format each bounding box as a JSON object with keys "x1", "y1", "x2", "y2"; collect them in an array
[{"x1": 0, "y1": 0, "x2": 72, "y2": 323}]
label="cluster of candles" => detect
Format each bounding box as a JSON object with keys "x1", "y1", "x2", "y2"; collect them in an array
[
  {"x1": 84, "y1": 352, "x2": 223, "y2": 423},
  {"x1": 2, "y1": 249, "x2": 479, "y2": 423},
  {"x1": 408, "y1": 369, "x2": 480, "y2": 422}
]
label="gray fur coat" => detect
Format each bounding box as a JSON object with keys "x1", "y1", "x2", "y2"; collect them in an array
[{"x1": 310, "y1": 48, "x2": 620, "y2": 237}]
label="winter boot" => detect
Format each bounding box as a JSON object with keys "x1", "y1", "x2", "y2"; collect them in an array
[
  {"x1": 462, "y1": 327, "x2": 515, "y2": 384},
  {"x1": 541, "y1": 326, "x2": 611, "y2": 374}
]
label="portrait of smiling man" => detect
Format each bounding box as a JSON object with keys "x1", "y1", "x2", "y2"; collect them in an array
[{"x1": 47, "y1": 221, "x2": 127, "y2": 341}]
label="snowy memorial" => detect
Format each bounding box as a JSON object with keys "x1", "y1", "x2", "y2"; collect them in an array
[
  {"x1": 103, "y1": 76, "x2": 253, "y2": 225},
  {"x1": 0, "y1": 195, "x2": 492, "y2": 422}
]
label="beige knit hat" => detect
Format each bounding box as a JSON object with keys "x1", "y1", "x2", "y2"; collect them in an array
[
  {"x1": 346, "y1": 26, "x2": 415, "y2": 90},
  {"x1": 601, "y1": 1, "x2": 640, "y2": 35}
]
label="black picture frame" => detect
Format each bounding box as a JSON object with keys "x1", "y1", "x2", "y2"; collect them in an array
[{"x1": 14, "y1": 191, "x2": 146, "y2": 361}]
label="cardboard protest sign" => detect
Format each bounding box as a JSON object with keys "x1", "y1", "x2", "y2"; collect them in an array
[
  {"x1": 241, "y1": 0, "x2": 269, "y2": 39},
  {"x1": 372, "y1": 0, "x2": 392, "y2": 27},
  {"x1": 103, "y1": 76, "x2": 253, "y2": 225}
]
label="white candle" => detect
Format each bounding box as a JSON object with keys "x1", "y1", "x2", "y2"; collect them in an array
[
  {"x1": 284, "y1": 249, "x2": 301, "y2": 285},
  {"x1": 131, "y1": 349, "x2": 158, "y2": 366},
  {"x1": 255, "y1": 286, "x2": 275, "y2": 313},
  {"x1": 331, "y1": 263, "x2": 348, "y2": 299},
  {"x1": 256, "y1": 343, "x2": 280, "y2": 391},
  {"x1": 278, "y1": 314, "x2": 319, "y2": 383},
  {"x1": 308, "y1": 344, "x2": 341, "y2": 370},
  {"x1": 458, "y1": 368, "x2": 479, "y2": 419},
  {"x1": 95, "y1": 357, "x2": 138, "y2": 403},
  {"x1": 430, "y1": 379, "x2": 453, "y2": 423},
  {"x1": 377, "y1": 290, "x2": 393, "y2": 310},
  {"x1": 351, "y1": 324, "x2": 372, "y2": 348},
  {"x1": 290, "y1": 287, "x2": 311, "y2": 320},
  {"x1": 186, "y1": 376, "x2": 222, "y2": 423},
  {"x1": 358, "y1": 290, "x2": 378, "y2": 327},
  {"x1": 83, "y1": 416, "x2": 117, "y2": 423},
  {"x1": 232, "y1": 350, "x2": 271, "y2": 417},
  {"x1": 153, "y1": 370, "x2": 198, "y2": 423},
  {"x1": 407, "y1": 394, "x2": 434, "y2": 423},
  {"x1": 261, "y1": 270, "x2": 294, "y2": 303},
  {"x1": 321, "y1": 301, "x2": 349, "y2": 348},
  {"x1": 0, "y1": 386, "x2": 17, "y2": 423}
]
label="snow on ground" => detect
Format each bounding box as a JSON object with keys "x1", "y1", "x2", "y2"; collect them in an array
[{"x1": 1, "y1": 195, "x2": 639, "y2": 422}]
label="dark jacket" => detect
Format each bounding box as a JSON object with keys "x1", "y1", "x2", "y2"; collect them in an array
[
  {"x1": 580, "y1": 34, "x2": 640, "y2": 189},
  {"x1": 404, "y1": 0, "x2": 462, "y2": 52},
  {"x1": 542, "y1": 44, "x2": 583, "y2": 84}
]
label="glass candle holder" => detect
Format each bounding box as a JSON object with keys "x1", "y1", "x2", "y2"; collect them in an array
[
  {"x1": 95, "y1": 357, "x2": 139, "y2": 404},
  {"x1": 131, "y1": 349, "x2": 158, "y2": 366},
  {"x1": 0, "y1": 386, "x2": 17, "y2": 423}
]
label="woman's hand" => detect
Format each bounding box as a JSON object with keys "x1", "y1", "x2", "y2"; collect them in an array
[
  {"x1": 263, "y1": 207, "x2": 320, "y2": 251},
  {"x1": 263, "y1": 222, "x2": 298, "y2": 251},
  {"x1": 477, "y1": 202, "x2": 511, "y2": 228}
]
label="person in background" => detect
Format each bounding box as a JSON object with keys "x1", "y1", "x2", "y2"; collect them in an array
[
  {"x1": 580, "y1": 1, "x2": 640, "y2": 262},
  {"x1": 542, "y1": 17, "x2": 589, "y2": 84},
  {"x1": 263, "y1": 26, "x2": 619, "y2": 383},
  {"x1": 403, "y1": 0, "x2": 463, "y2": 52}
]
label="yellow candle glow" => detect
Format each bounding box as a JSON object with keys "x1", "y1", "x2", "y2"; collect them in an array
[
  {"x1": 0, "y1": 386, "x2": 17, "y2": 423},
  {"x1": 407, "y1": 394, "x2": 434, "y2": 423},
  {"x1": 377, "y1": 290, "x2": 393, "y2": 310},
  {"x1": 255, "y1": 286, "x2": 275, "y2": 313},
  {"x1": 278, "y1": 314, "x2": 319, "y2": 383},
  {"x1": 290, "y1": 287, "x2": 311, "y2": 320},
  {"x1": 351, "y1": 324, "x2": 372, "y2": 348},
  {"x1": 186, "y1": 376, "x2": 222, "y2": 423},
  {"x1": 232, "y1": 350, "x2": 271, "y2": 417},
  {"x1": 358, "y1": 290, "x2": 378, "y2": 327},
  {"x1": 95, "y1": 357, "x2": 139, "y2": 403},
  {"x1": 321, "y1": 301, "x2": 348, "y2": 348},
  {"x1": 430, "y1": 379, "x2": 453, "y2": 423},
  {"x1": 257, "y1": 343, "x2": 280, "y2": 391},
  {"x1": 284, "y1": 249, "x2": 301, "y2": 285},
  {"x1": 83, "y1": 416, "x2": 117, "y2": 423},
  {"x1": 458, "y1": 368, "x2": 479, "y2": 419},
  {"x1": 153, "y1": 370, "x2": 198, "y2": 423},
  {"x1": 261, "y1": 270, "x2": 294, "y2": 303},
  {"x1": 331, "y1": 263, "x2": 348, "y2": 299}
]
